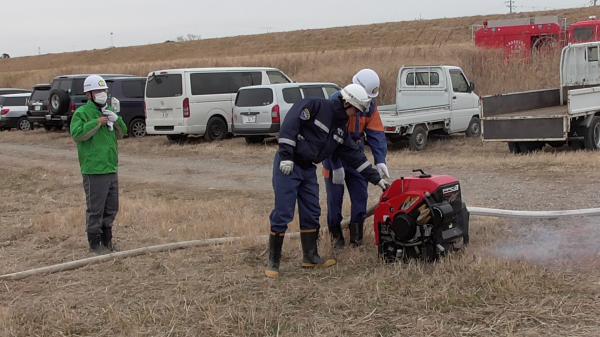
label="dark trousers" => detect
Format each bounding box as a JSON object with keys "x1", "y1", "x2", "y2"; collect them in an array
[
  {"x1": 325, "y1": 162, "x2": 368, "y2": 231},
  {"x1": 82, "y1": 174, "x2": 119, "y2": 235},
  {"x1": 269, "y1": 153, "x2": 320, "y2": 233}
]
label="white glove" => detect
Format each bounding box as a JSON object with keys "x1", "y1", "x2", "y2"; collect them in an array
[
  {"x1": 376, "y1": 163, "x2": 391, "y2": 179},
  {"x1": 279, "y1": 160, "x2": 294, "y2": 175},
  {"x1": 331, "y1": 167, "x2": 345, "y2": 185},
  {"x1": 377, "y1": 179, "x2": 391, "y2": 191},
  {"x1": 105, "y1": 111, "x2": 119, "y2": 123}
]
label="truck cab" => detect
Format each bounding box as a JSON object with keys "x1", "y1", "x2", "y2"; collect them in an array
[
  {"x1": 567, "y1": 18, "x2": 600, "y2": 44},
  {"x1": 380, "y1": 66, "x2": 481, "y2": 150}
]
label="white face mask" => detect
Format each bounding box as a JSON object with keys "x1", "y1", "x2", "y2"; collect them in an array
[{"x1": 93, "y1": 92, "x2": 108, "y2": 106}]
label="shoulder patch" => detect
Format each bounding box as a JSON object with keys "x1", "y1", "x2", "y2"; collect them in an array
[{"x1": 300, "y1": 108, "x2": 311, "y2": 121}]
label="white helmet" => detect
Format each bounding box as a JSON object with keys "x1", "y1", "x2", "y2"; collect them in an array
[
  {"x1": 340, "y1": 83, "x2": 371, "y2": 113},
  {"x1": 83, "y1": 75, "x2": 108, "y2": 93},
  {"x1": 352, "y1": 68, "x2": 380, "y2": 98}
]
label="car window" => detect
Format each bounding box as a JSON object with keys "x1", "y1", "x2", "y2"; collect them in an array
[
  {"x1": 282, "y1": 87, "x2": 302, "y2": 104},
  {"x1": 267, "y1": 71, "x2": 291, "y2": 84},
  {"x1": 30, "y1": 88, "x2": 50, "y2": 101},
  {"x1": 71, "y1": 78, "x2": 85, "y2": 95},
  {"x1": 235, "y1": 88, "x2": 273, "y2": 107},
  {"x1": 122, "y1": 80, "x2": 145, "y2": 98},
  {"x1": 190, "y1": 72, "x2": 262, "y2": 95},
  {"x1": 406, "y1": 72, "x2": 440, "y2": 86},
  {"x1": 56, "y1": 79, "x2": 72, "y2": 91},
  {"x1": 146, "y1": 74, "x2": 183, "y2": 98},
  {"x1": 588, "y1": 46, "x2": 599, "y2": 62},
  {"x1": 323, "y1": 86, "x2": 339, "y2": 97},
  {"x1": 574, "y1": 28, "x2": 594, "y2": 43},
  {"x1": 301, "y1": 86, "x2": 325, "y2": 99},
  {"x1": 3, "y1": 96, "x2": 27, "y2": 105},
  {"x1": 449, "y1": 70, "x2": 470, "y2": 93}
]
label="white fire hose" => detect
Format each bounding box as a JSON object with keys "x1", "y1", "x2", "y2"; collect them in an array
[{"x1": 1, "y1": 206, "x2": 599, "y2": 281}]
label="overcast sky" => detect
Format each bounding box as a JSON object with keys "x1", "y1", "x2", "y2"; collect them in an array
[{"x1": 1, "y1": 0, "x2": 590, "y2": 57}]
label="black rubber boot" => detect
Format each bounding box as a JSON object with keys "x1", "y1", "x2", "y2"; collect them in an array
[
  {"x1": 300, "y1": 229, "x2": 336, "y2": 269},
  {"x1": 349, "y1": 222, "x2": 364, "y2": 247},
  {"x1": 265, "y1": 232, "x2": 285, "y2": 279},
  {"x1": 87, "y1": 233, "x2": 108, "y2": 255},
  {"x1": 329, "y1": 226, "x2": 345, "y2": 249},
  {"x1": 101, "y1": 227, "x2": 116, "y2": 252}
]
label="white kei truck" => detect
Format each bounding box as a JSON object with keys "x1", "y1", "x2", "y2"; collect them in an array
[{"x1": 379, "y1": 66, "x2": 482, "y2": 151}]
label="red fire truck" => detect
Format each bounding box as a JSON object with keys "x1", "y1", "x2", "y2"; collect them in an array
[{"x1": 474, "y1": 16, "x2": 600, "y2": 57}]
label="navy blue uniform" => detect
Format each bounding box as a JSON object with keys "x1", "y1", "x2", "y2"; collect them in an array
[
  {"x1": 270, "y1": 98, "x2": 381, "y2": 233},
  {"x1": 323, "y1": 91, "x2": 388, "y2": 231}
]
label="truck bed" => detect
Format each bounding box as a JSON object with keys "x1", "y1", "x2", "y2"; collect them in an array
[{"x1": 486, "y1": 105, "x2": 567, "y2": 119}]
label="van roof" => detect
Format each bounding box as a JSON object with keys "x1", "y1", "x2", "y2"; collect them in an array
[
  {"x1": 239, "y1": 82, "x2": 340, "y2": 90},
  {"x1": 147, "y1": 67, "x2": 282, "y2": 75},
  {"x1": 53, "y1": 74, "x2": 136, "y2": 79}
]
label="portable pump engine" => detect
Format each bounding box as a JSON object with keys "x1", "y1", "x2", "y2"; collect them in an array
[{"x1": 374, "y1": 170, "x2": 470, "y2": 262}]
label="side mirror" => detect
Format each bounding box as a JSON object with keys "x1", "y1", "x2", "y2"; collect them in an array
[
  {"x1": 110, "y1": 97, "x2": 121, "y2": 113},
  {"x1": 469, "y1": 81, "x2": 476, "y2": 93}
]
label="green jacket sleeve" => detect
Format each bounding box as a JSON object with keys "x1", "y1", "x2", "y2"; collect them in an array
[
  {"x1": 71, "y1": 111, "x2": 101, "y2": 143},
  {"x1": 114, "y1": 116, "x2": 127, "y2": 139}
]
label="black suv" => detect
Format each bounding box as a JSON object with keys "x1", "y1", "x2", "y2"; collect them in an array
[
  {"x1": 106, "y1": 76, "x2": 147, "y2": 138},
  {"x1": 26, "y1": 84, "x2": 53, "y2": 129},
  {"x1": 44, "y1": 74, "x2": 135, "y2": 130}
]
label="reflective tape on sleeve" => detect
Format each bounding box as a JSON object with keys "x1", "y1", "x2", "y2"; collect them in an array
[
  {"x1": 356, "y1": 161, "x2": 371, "y2": 173},
  {"x1": 279, "y1": 138, "x2": 297, "y2": 147},
  {"x1": 314, "y1": 119, "x2": 330, "y2": 133}
]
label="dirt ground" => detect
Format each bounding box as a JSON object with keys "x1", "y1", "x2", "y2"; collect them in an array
[{"x1": 0, "y1": 130, "x2": 599, "y2": 337}]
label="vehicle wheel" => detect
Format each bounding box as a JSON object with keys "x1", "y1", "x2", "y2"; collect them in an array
[
  {"x1": 17, "y1": 117, "x2": 32, "y2": 131},
  {"x1": 408, "y1": 125, "x2": 428, "y2": 151},
  {"x1": 204, "y1": 117, "x2": 227, "y2": 141},
  {"x1": 465, "y1": 116, "x2": 481, "y2": 137},
  {"x1": 48, "y1": 89, "x2": 70, "y2": 114},
  {"x1": 166, "y1": 134, "x2": 187, "y2": 144},
  {"x1": 583, "y1": 116, "x2": 600, "y2": 150},
  {"x1": 129, "y1": 118, "x2": 146, "y2": 138},
  {"x1": 507, "y1": 142, "x2": 522, "y2": 154},
  {"x1": 245, "y1": 136, "x2": 265, "y2": 144}
]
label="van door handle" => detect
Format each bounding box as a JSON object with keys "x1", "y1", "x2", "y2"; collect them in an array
[
  {"x1": 240, "y1": 112, "x2": 259, "y2": 116},
  {"x1": 452, "y1": 96, "x2": 457, "y2": 99},
  {"x1": 154, "y1": 107, "x2": 173, "y2": 111}
]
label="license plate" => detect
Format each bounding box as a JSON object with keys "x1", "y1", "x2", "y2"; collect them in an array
[
  {"x1": 34, "y1": 106, "x2": 41, "y2": 111},
  {"x1": 161, "y1": 112, "x2": 169, "y2": 118},
  {"x1": 243, "y1": 116, "x2": 256, "y2": 124}
]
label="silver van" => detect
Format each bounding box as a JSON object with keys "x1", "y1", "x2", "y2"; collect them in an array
[
  {"x1": 232, "y1": 83, "x2": 340, "y2": 143},
  {"x1": 145, "y1": 67, "x2": 292, "y2": 142}
]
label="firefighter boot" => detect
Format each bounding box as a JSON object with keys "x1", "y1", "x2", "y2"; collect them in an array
[
  {"x1": 301, "y1": 229, "x2": 337, "y2": 269},
  {"x1": 349, "y1": 222, "x2": 364, "y2": 247},
  {"x1": 329, "y1": 226, "x2": 345, "y2": 249},
  {"x1": 265, "y1": 232, "x2": 285, "y2": 279},
  {"x1": 87, "y1": 233, "x2": 108, "y2": 255},
  {"x1": 101, "y1": 227, "x2": 116, "y2": 252}
]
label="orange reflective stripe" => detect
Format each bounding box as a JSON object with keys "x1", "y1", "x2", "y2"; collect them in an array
[
  {"x1": 366, "y1": 110, "x2": 384, "y2": 132},
  {"x1": 348, "y1": 115, "x2": 369, "y2": 133},
  {"x1": 322, "y1": 167, "x2": 331, "y2": 178}
]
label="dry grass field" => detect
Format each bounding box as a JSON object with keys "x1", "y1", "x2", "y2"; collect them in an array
[
  {"x1": 1, "y1": 5, "x2": 600, "y2": 337},
  {"x1": 0, "y1": 130, "x2": 599, "y2": 337}
]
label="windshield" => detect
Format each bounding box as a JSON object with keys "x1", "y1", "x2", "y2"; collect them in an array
[{"x1": 146, "y1": 74, "x2": 183, "y2": 98}]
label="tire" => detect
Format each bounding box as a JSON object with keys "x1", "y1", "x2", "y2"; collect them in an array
[
  {"x1": 17, "y1": 117, "x2": 32, "y2": 131},
  {"x1": 204, "y1": 117, "x2": 227, "y2": 141},
  {"x1": 244, "y1": 136, "x2": 265, "y2": 144},
  {"x1": 128, "y1": 118, "x2": 146, "y2": 138},
  {"x1": 583, "y1": 116, "x2": 600, "y2": 150},
  {"x1": 408, "y1": 125, "x2": 428, "y2": 151},
  {"x1": 166, "y1": 134, "x2": 187, "y2": 144},
  {"x1": 48, "y1": 89, "x2": 70, "y2": 114},
  {"x1": 465, "y1": 116, "x2": 481, "y2": 137}
]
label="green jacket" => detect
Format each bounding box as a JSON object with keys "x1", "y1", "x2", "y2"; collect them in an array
[{"x1": 70, "y1": 101, "x2": 127, "y2": 175}]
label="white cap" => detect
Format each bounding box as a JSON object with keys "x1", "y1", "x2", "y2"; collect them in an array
[
  {"x1": 352, "y1": 68, "x2": 380, "y2": 98},
  {"x1": 83, "y1": 75, "x2": 108, "y2": 93}
]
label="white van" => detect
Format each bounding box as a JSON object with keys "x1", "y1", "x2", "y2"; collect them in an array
[
  {"x1": 145, "y1": 67, "x2": 292, "y2": 142},
  {"x1": 233, "y1": 83, "x2": 340, "y2": 143}
]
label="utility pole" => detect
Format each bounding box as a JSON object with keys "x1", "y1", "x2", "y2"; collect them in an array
[
  {"x1": 506, "y1": 0, "x2": 516, "y2": 13},
  {"x1": 110, "y1": 32, "x2": 114, "y2": 47},
  {"x1": 592, "y1": 0, "x2": 598, "y2": 6}
]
